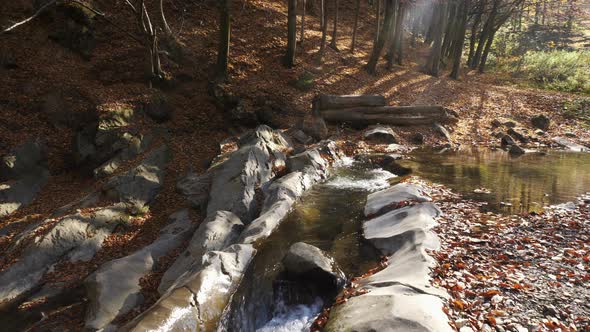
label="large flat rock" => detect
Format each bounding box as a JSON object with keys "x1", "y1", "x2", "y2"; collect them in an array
[
  {"x1": 123, "y1": 244, "x2": 256, "y2": 332},
  {"x1": 84, "y1": 209, "x2": 195, "y2": 331},
  {"x1": 158, "y1": 210, "x2": 244, "y2": 294},
  {"x1": 364, "y1": 183, "x2": 431, "y2": 217},
  {"x1": 552, "y1": 137, "x2": 589, "y2": 152}
]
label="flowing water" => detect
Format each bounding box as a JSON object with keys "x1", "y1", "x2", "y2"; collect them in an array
[
  {"x1": 220, "y1": 163, "x2": 396, "y2": 332},
  {"x1": 401, "y1": 148, "x2": 590, "y2": 214}
]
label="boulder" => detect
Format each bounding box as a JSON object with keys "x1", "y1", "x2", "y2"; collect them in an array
[
  {"x1": 364, "y1": 183, "x2": 431, "y2": 217},
  {"x1": 500, "y1": 134, "x2": 516, "y2": 147},
  {"x1": 0, "y1": 139, "x2": 49, "y2": 216},
  {"x1": 286, "y1": 128, "x2": 313, "y2": 145},
  {"x1": 206, "y1": 125, "x2": 292, "y2": 223},
  {"x1": 84, "y1": 210, "x2": 195, "y2": 331},
  {"x1": 282, "y1": 242, "x2": 345, "y2": 292},
  {"x1": 93, "y1": 132, "x2": 154, "y2": 178},
  {"x1": 0, "y1": 205, "x2": 129, "y2": 306},
  {"x1": 507, "y1": 127, "x2": 529, "y2": 143},
  {"x1": 531, "y1": 114, "x2": 550, "y2": 131},
  {"x1": 302, "y1": 113, "x2": 328, "y2": 141},
  {"x1": 363, "y1": 126, "x2": 398, "y2": 144},
  {"x1": 176, "y1": 172, "x2": 212, "y2": 211},
  {"x1": 509, "y1": 144, "x2": 526, "y2": 155},
  {"x1": 103, "y1": 145, "x2": 170, "y2": 212},
  {"x1": 433, "y1": 122, "x2": 452, "y2": 143},
  {"x1": 158, "y1": 210, "x2": 244, "y2": 294},
  {"x1": 411, "y1": 133, "x2": 425, "y2": 145},
  {"x1": 123, "y1": 244, "x2": 256, "y2": 332},
  {"x1": 552, "y1": 137, "x2": 589, "y2": 152},
  {"x1": 363, "y1": 203, "x2": 441, "y2": 256}
]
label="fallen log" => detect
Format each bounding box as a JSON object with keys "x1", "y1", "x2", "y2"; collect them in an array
[
  {"x1": 320, "y1": 105, "x2": 456, "y2": 126},
  {"x1": 315, "y1": 94, "x2": 387, "y2": 110}
]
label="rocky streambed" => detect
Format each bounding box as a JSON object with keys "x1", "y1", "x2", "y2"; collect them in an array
[{"x1": 1, "y1": 122, "x2": 588, "y2": 332}]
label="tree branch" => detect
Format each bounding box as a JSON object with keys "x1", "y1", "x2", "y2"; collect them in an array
[{"x1": 1, "y1": 0, "x2": 58, "y2": 35}]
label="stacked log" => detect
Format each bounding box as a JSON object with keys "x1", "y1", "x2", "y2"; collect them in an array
[{"x1": 315, "y1": 94, "x2": 456, "y2": 126}]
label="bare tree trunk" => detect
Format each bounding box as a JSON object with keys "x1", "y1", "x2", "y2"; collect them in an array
[
  {"x1": 318, "y1": 0, "x2": 329, "y2": 62},
  {"x1": 385, "y1": 0, "x2": 400, "y2": 69},
  {"x1": 159, "y1": 0, "x2": 172, "y2": 35},
  {"x1": 300, "y1": 0, "x2": 306, "y2": 47},
  {"x1": 350, "y1": 0, "x2": 361, "y2": 52},
  {"x1": 366, "y1": 0, "x2": 395, "y2": 74},
  {"x1": 216, "y1": 0, "x2": 231, "y2": 80},
  {"x1": 472, "y1": 0, "x2": 497, "y2": 69},
  {"x1": 426, "y1": 1, "x2": 448, "y2": 76},
  {"x1": 478, "y1": 29, "x2": 495, "y2": 72},
  {"x1": 285, "y1": 0, "x2": 297, "y2": 67},
  {"x1": 467, "y1": 4, "x2": 482, "y2": 67},
  {"x1": 394, "y1": 3, "x2": 405, "y2": 65},
  {"x1": 375, "y1": 0, "x2": 382, "y2": 43},
  {"x1": 451, "y1": 0, "x2": 471, "y2": 79},
  {"x1": 329, "y1": 0, "x2": 340, "y2": 50}
]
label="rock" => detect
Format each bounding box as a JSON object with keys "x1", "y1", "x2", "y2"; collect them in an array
[
  {"x1": 0, "y1": 205, "x2": 129, "y2": 306},
  {"x1": 103, "y1": 145, "x2": 169, "y2": 212},
  {"x1": 176, "y1": 172, "x2": 212, "y2": 211},
  {"x1": 84, "y1": 210, "x2": 195, "y2": 331},
  {"x1": 535, "y1": 129, "x2": 546, "y2": 136},
  {"x1": 93, "y1": 132, "x2": 154, "y2": 178},
  {"x1": 206, "y1": 125, "x2": 292, "y2": 223},
  {"x1": 491, "y1": 119, "x2": 502, "y2": 128},
  {"x1": 286, "y1": 128, "x2": 313, "y2": 145},
  {"x1": 507, "y1": 128, "x2": 529, "y2": 143},
  {"x1": 49, "y1": 2, "x2": 97, "y2": 58},
  {"x1": 287, "y1": 149, "x2": 325, "y2": 173},
  {"x1": 302, "y1": 113, "x2": 328, "y2": 141},
  {"x1": 500, "y1": 134, "x2": 516, "y2": 147},
  {"x1": 531, "y1": 114, "x2": 550, "y2": 130},
  {"x1": 509, "y1": 144, "x2": 526, "y2": 155},
  {"x1": 492, "y1": 131, "x2": 505, "y2": 139},
  {"x1": 503, "y1": 120, "x2": 516, "y2": 128},
  {"x1": 0, "y1": 140, "x2": 49, "y2": 217},
  {"x1": 363, "y1": 203, "x2": 441, "y2": 256},
  {"x1": 0, "y1": 139, "x2": 47, "y2": 181},
  {"x1": 123, "y1": 244, "x2": 256, "y2": 332},
  {"x1": 209, "y1": 82, "x2": 258, "y2": 126},
  {"x1": 381, "y1": 160, "x2": 412, "y2": 176},
  {"x1": 552, "y1": 137, "x2": 588, "y2": 152},
  {"x1": 158, "y1": 210, "x2": 244, "y2": 294},
  {"x1": 282, "y1": 242, "x2": 345, "y2": 292},
  {"x1": 363, "y1": 126, "x2": 398, "y2": 144},
  {"x1": 434, "y1": 122, "x2": 452, "y2": 143},
  {"x1": 143, "y1": 95, "x2": 173, "y2": 123},
  {"x1": 565, "y1": 131, "x2": 577, "y2": 138},
  {"x1": 411, "y1": 133, "x2": 425, "y2": 145},
  {"x1": 364, "y1": 183, "x2": 431, "y2": 217}
]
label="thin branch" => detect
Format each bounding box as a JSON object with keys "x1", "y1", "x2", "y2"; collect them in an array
[{"x1": 1, "y1": 0, "x2": 58, "y2": 35}]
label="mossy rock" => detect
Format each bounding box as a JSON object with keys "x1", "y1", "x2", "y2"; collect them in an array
[{"x1": 291, "y1": 71, "x2": 316, "y2": 91}]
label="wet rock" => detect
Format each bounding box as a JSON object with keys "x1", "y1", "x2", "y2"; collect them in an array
[
  {"x1": 501, "y1": 134, "x2": 516, "y2": 147},
  {"x1": 103, "y1": 145, "x2": 170, "y2": 212},
  {"x1": 0, "y1": 205, "x2": 129, "y2": 306},
  {"x1": 143, "y1": 95, "x2": 173, "y2": 123},
  {"x1": 282, "y1": 242, "x2": 345, "y2": 290},
  {"x1": 287, "y1": 149, "x2": 325, "y2": 173},
  {"x1": 84, "y1": 210, "x2": 195, "y2": 331},
  {"x1": 158, "y1": 210, "x2": 244, "y2": 294},
  {"x1": 531, "y1": 114, "x2": 550, "y2": 131},
  {"x1": 509, "y1": 144, "x2": 526, "y2": 155},
  {"x1": 507, "y1": 128, "x2": 529, "y2": 143},
  {"x1": 552, "y1": 137, "x2": 588, "y2": 152},
  {"x1": 363, "y1": 126, "x2": 398, "y2": 144},
  {"x1": 364, "y1": 183, "x2": 431, "y2": 217},
  {"x1": 434, "y1": 122, "x2": 452, "y2": 143},
  {"x1": 411, "y1": 133, "x2": 425, "y2": 145},
  {"x1": 123, "y1": 244, "x2": 256, "y2": 332},
  {"x1": 176, "y1": 172, "x2": 212, "y2": 211},
  {"x1": 206, "y1": 125, "x2": 292, "y2": 223},
  {"x1": 363, "y1": 203, "x2": 441, "y2": 256},
  {"x1": 381, "y1": 160, "x2": 412, "y2": 176}
]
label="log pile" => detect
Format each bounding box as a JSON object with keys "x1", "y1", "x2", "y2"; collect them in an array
[{"x1": 314, "y1": 94, "x2": 456, "y2": 126}]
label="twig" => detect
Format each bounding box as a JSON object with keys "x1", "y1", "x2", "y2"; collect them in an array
[{"x1": 1, "y1": 0, "x2": 59, "y2": 35}]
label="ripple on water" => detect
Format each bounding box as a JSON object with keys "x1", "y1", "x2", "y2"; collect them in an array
[
  {"x1": 325, "y1": 168, "x2": 396, "y2": 191},
  {"x1": 255, "y1": 298, "x2": 323, "y2": 332}
]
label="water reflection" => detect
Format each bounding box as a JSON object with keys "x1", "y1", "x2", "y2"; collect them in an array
[{"x1": 402, "y1": 148, "x2": 590, "y2": 214}]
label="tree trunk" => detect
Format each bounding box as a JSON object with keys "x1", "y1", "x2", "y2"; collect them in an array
[
  {"x1": 318, "y1": 0, "x2": 329, "y2": 62},
  {"x1": 216, "y1": 0, "x2": 231, "y2": 80},
  {"x1": 427, "y1": 1, "x2": 448, "y2": 76},
  {"x1": 320, "y1": 105, "x2": 455, "y2": 126},
  {"x1": 285, "y1": 0, "x2": 297, "y2": 67},
  {"x1": 394, "y1": 3, "x2": 406, "y2": 65},
  {"x1": 350, "y1": 0, "x2": 361, "y2": 52},
  {"x1": 472, "y1": 0, "x2": 497, "y2": 69},
  {"x1": 467, "y1": 4, "x2": 482, "y2": 67},
  {"x1": 450, "y1": 0, "x2": 471, "y2": 79},
  {"x1": 375, "y1": 0, "x2": 382, "y2": 43},
  {"x1": 366, "y1": 0, "x2": 395, "y2": 74},
  {"x1": 329, "y1": 0, "x2": 340, "y2": 50},
  {"x1": 478, "y1": 29, "x2": 495, "y2": 72},
  {"x1": 300, "y1": 0, "x2": 306, "y2": 47},
  {"x1": 385, "y1": 0, "x2": 400, "y2": 69}
]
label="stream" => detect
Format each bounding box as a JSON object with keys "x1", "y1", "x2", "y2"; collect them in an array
[{"x1": 221, "y1": 148, "x2": 590, "y2": 332}]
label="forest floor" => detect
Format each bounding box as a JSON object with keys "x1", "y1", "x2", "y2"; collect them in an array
[{"x1": 0, "y1": 0, "x2": 589, "y2": 330}]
